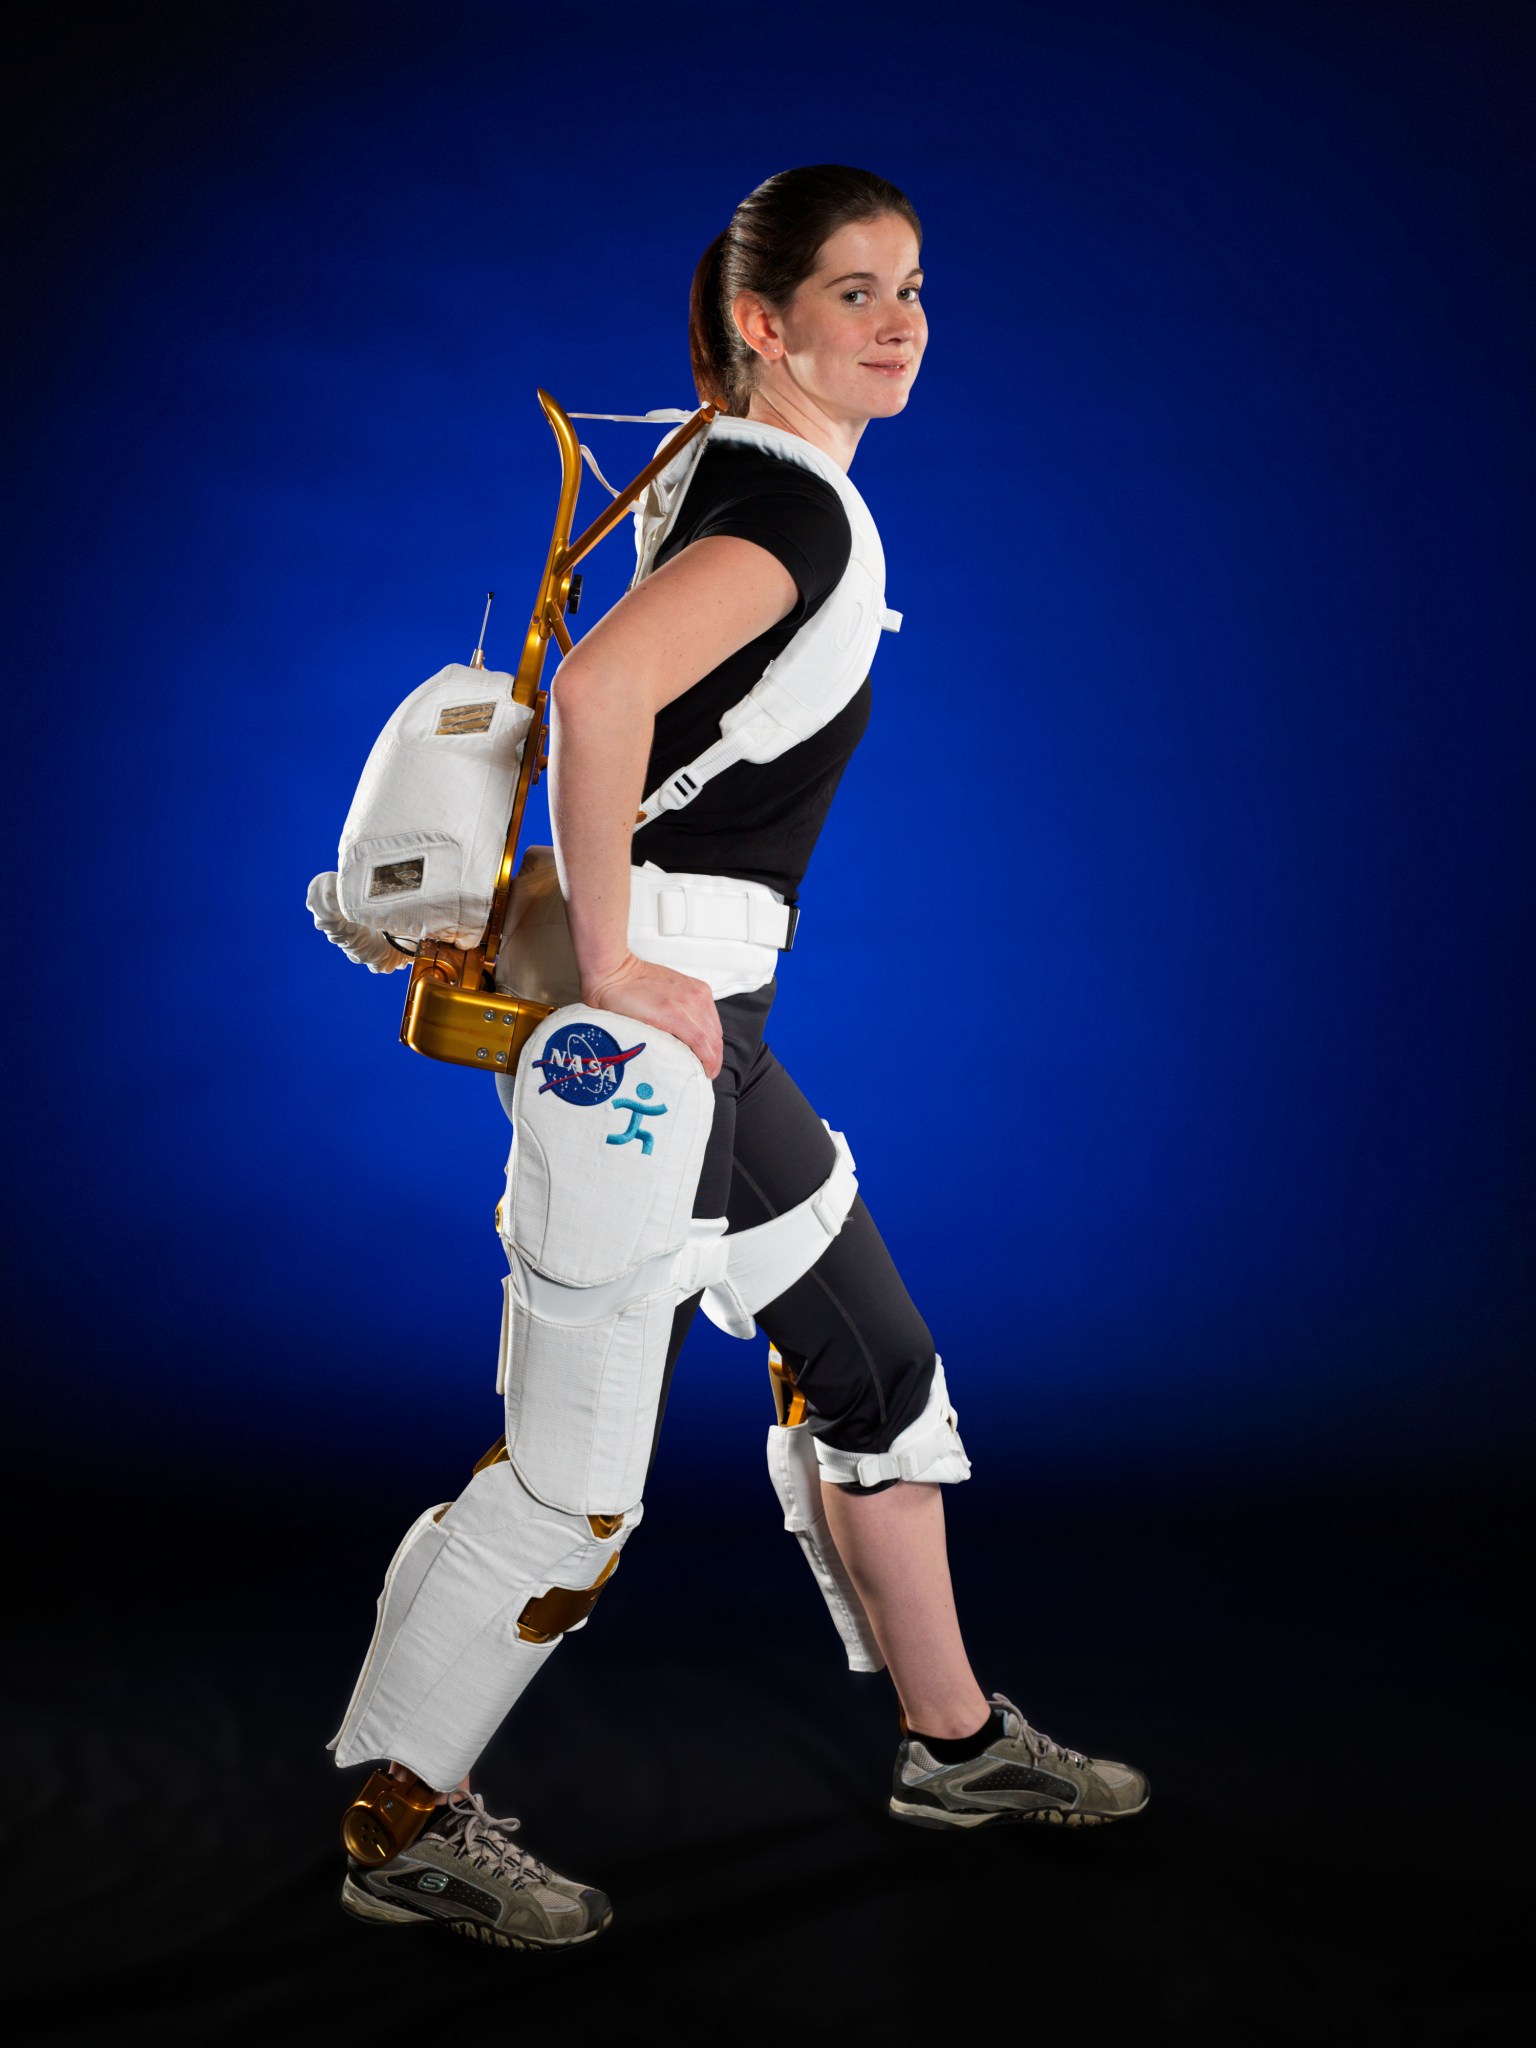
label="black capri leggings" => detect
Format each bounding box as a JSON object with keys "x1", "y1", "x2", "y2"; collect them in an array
[{"x1": 647, "y1": 979, "x2": 937, "y2": 1491}]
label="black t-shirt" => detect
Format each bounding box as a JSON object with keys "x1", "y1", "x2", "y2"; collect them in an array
[{"x1": 631, "y1": 438, "x2": 873, "y2": 900}]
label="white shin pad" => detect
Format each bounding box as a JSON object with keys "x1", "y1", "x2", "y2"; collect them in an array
[
  {"x1": 765, "y1": 1358, "x2": 971, "y2": 1671},
  {"x1": 327, "y1": 1461, "x2": 637, "y2": 1791},
  {"x1": 766, "y1": 1420, "x2": 884, "y2": 1673}
]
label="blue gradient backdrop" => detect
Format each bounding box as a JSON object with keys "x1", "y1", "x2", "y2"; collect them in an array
[{"x1": 5, "y1": 0, "x2": 1531, "y2": 1486}]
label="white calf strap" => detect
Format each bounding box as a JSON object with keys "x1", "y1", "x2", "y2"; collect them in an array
[{"x1": 811, "y1": 1357, "x2": 972, "y2": 1491}]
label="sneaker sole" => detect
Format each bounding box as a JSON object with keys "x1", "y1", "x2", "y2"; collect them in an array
[
  {"x1": 888, "y1": 1793, "x2": 1149, "y2": 1831},
  {"x1": 340, "y1": 1873, "x2": 613, "y2": 1951}
]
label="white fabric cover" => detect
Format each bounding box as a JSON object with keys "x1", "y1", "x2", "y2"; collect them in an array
[
  {"x1": 498, "y1": 1005, "x2": 716, "y2": 1515},
  {"x1": 766, "y1": 1419, "x2": 884, "y2": 1673},
  {"x1": 307, "y1": 870, "x2": 405, "y2": 973},
  {"x1": 338, "y1": 663, "x2": 534, "y2": 949},
  {"x1": 628, "y1": 416, "x2": 902, "y2": 828},
  {"x1": 327, "y1": 1462, "x2": 637, "y2": 1791},
  {"x1": 810, "y1": 1356, "x2": 972, "y2": 1491}
]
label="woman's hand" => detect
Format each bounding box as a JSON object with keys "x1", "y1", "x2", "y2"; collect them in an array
[{"x1": 582, "y1": 951, "x2": 723, "y2": 1079}]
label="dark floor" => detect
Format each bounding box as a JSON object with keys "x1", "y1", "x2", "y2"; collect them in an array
[{"x1": 6, "y1": 1464, "x2": 1527, "y2": 2047}]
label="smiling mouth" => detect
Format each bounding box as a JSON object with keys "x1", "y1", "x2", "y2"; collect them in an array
[{"x1": 862, "y1": 360, "x2": 909, "y2": 370}]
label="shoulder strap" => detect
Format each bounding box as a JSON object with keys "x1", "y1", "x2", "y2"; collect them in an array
[{"x1": 631, "y1": 417, "x2": 900, "y2": 830}]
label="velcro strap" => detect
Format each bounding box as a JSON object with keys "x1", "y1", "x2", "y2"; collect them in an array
[
  {"x1": 701, "y1": 1125, "x2": 858, "y2": 1339},
  {"x1": 810, "y1": 1357, "x2": 972, "y2": 1489},
  {"x1": 850, "y1": 1416, "x2": 956, "y2": 1489},
  {"x1": 641, "y1": 875, "x2": 793, "y2": 950},
  {"x1": 510, "y1": 1216, "x2": 728, "y2": 1326},
  {"x1": 881, "y1": 607, "x2": 903, "y2": 632}
]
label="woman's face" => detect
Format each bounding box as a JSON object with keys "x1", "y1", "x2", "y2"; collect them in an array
[{"x1": 739, "y1": 212, "x2": 926, "y2": 428}]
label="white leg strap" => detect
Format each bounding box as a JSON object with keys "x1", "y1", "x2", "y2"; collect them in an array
[
  {"x1": 811, "y1": 1357, "x2": 972, "y2": 1491},
  {"x1": 700, "y1": 1125, "x2": 859, "y2": 1340},
  {"x1": 767, "y1": 1419, "x2": 884, "y2": 1673}
]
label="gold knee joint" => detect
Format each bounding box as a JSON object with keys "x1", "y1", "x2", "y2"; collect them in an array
[
  {"x1": 442, "y1": 1438, "x2": 627, "y2": 1642},
  {"x1": 516, "y1": 1546, "x2": 621, "y2": 1644},
  {"x1": 768, "y1": 1345, "x2": 808, "y2": 1428}
]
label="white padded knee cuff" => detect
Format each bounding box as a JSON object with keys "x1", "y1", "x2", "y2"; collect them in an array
[
  {"x1": 327, "y1": 1460, "x2": 637, "y2": 1792},
  {"x1": 811, "y1": 1357, "x2": 972, "y2": 1491}
]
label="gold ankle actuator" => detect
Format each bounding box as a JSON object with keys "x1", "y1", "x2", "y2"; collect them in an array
[{"x1": 341, "y1": 1768, "x2": 440, "y2": 1865}]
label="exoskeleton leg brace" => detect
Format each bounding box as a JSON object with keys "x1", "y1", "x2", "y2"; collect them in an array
[
  {"x1": 760, "y1": 1351, "x2": 972, "y2": 1676},
  {"x1": 331, "y1": 1003, "x2": 874, "y2": 1789}
]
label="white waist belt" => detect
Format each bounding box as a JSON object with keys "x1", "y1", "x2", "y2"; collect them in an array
[
  {"x1": 629, "y1": 866, "x2": 797, "y2": 952},
  {"x1": 497, "y1": 852, "x2": 798, "y2": 1007}
]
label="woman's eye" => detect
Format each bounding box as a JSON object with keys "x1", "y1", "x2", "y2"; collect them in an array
[
  {"x1": 898, "y1": 285, "x2": 921, "y2": 302},
  {"x1": 842, "y1": 288, "x2": 872, "y2": 305}
]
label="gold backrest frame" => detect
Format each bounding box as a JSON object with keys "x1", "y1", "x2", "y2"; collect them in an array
[{"x1": 398, "y1": 391, "x2": 721, "y2": 1070}]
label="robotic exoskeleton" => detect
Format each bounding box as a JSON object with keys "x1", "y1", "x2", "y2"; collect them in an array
[{"x1": 312, "y1": 396, "x2": 970, "y2": 1860}]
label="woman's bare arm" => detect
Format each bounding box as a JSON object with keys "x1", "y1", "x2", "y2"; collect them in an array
[{"x1": 549, "y1": 533, "x2": 800, "y2": 1077}]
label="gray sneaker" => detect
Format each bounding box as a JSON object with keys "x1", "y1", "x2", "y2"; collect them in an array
[
  {"x1": 890, "y1": 1692, "x2": 1149, "y2": 1830},
  {"x1": 340, "y1": 1788, "x2": 612, "y2": 1951}
]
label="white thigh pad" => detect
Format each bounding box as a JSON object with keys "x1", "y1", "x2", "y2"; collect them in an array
[{"x1": 497, "y1": 1004, "x2": 717, "y2": 1516}]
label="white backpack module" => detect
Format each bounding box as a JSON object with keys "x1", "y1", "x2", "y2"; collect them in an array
[{"x1": 337, "y1": 662, "x2": 534, "y2": 951}]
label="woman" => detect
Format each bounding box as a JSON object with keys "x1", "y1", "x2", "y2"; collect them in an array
[{"x1": 324, "y1": 164, "x2": 1148, "y2": 1953}]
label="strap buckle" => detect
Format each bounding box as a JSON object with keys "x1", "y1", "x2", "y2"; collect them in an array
[{"x1": 782, "y1": 902, "x2": 800, "y2": 953}]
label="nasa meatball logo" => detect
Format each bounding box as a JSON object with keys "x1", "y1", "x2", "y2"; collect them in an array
[{"x1": 533, "y1": 1023, "x2": 645, "y2": 1106}]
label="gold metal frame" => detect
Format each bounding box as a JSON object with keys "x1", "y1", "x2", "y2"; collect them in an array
[{"x1": 399, "y1": 392, "x2": 721, "y2": 1071}]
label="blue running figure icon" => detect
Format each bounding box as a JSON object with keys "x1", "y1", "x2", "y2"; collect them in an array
[{"x1": 606, "y1": 1080, "x2": 667, "y2": 1155}]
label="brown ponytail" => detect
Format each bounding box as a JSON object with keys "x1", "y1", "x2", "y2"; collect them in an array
[
  {"x1": 687, "y1": 230, "x2": 734, "y2": 411},
  {"x1": 688, "y1": 165, "x2": 922, "y2": 415}
]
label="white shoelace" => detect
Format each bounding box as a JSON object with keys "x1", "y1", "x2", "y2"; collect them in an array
[
  {"x1": 990, "y1": 1692, "x2": 1090, "y2": 1770},
  {"x1": 434, "y1": 1788, "x2": 550, "y2": 1888}
]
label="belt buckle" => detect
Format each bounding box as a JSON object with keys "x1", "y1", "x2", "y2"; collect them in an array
[{"x1": 781, "y1": 902, "x2": 800, "y2": 953}]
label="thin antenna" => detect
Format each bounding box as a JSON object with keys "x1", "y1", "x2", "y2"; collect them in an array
[{"x1": 470, "y1": 591, "x2": 494, "y2": 669}]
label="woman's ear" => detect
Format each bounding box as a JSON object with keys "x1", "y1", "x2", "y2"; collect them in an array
[{"x1": 731, "y1": 289, "x2": 782, "y2": 362}]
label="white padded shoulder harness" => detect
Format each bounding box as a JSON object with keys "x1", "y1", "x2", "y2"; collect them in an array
[{"x1": 627, "y1": 416, "x2": 903, "y2": 830}]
